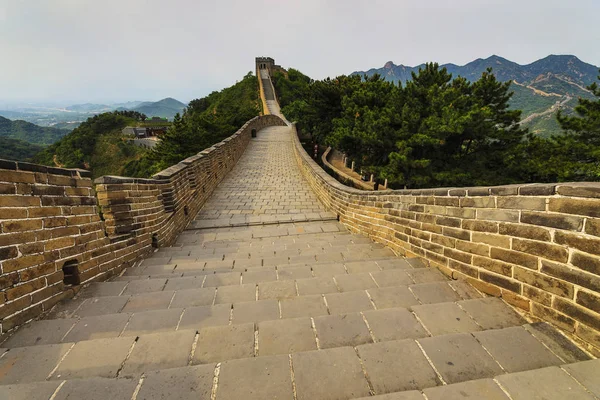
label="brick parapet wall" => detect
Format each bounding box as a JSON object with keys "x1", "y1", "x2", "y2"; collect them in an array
[
  {"x1": 291, "y1": 123, "x2": 600, "y2": 351},
  {"x1": 0, "y1": 115, "x2": 287, "y2": 335}
]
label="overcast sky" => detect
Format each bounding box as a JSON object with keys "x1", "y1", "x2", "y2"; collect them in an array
[{"x1": 1, "y1": 0, "x2": 598, "y2": 104}]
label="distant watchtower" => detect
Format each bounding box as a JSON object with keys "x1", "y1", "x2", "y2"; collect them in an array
[{"x1": 256, "y1": 57, "x2": 286, "y2": 77}]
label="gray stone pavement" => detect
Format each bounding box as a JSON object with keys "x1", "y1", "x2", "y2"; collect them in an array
[{"x1": 0, "y1": 70, "x2": 597, "y2": 400}]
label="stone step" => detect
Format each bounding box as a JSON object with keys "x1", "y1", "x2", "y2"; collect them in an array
[
  {"x1": 75, "y1": 264, "x2": 448, "y2": 306},
  {"x1": 105, "y1": 257, "x2": 425, "y2": 288},
  {"x1": 3, "y1": 278, "x2": 484, "y2": 348},
  {"x1": 0, "y1": 322, "x2": 592, "y2": 399}
]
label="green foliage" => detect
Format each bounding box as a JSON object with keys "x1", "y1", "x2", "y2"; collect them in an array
[
  {"x1": 125, "y1": 72, "x2": 260, "y2": 177},
  {"x1": 33, "y1": 110, "x2": 148, "y2": 178},
  {"x1": 0, "y1": 137, "x2": 46, "y2": 161},
  {"x1": 0, "y1": 116, "x2": 68, "y2": 145}
]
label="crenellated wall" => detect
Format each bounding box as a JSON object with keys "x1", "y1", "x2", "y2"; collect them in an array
[
  {"x1": 292, "y1": 123, "x2": 600, "y2": 352},
  {"x1": 0, "y1": 114, "x2": 287, "y2": 335}
]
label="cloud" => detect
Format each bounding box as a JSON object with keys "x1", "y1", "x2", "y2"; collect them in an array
[{"x1": 0, "y1": 0, "x2": 598, "y2": 103}]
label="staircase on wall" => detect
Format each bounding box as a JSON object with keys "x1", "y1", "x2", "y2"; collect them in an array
[{"x1": 0, "y1": 60, "x2": 598, "y2": 400}]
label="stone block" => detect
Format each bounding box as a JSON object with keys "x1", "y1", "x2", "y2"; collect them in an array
[
  {"x1": 367, "y1": 286, "x2": 419, "y2": 309},
  {"x1": 217, "y1": 355, "x2": 293, "y2": 400},
  {"x1": 324, "y1": 291, "x2": 374, "y2": 314},
  {"x1": 313, "y1": 312, "x2": 372, "y2": 348},
  {"x1": 122, "y1": 308, "x2": 183, "y2": 336},
  {"x1": 458, "y1": 297, "x2": 524, "y2": 329},
  {"x1": 137, "y1": 364, "x2": 215, "y2": 400},
  {"x1": 232, "y1": 299, "x2": 279, "y2": 324},
  {"x1": 412, "y1": 302, "x2": 481, "y2": 335},
  {"x1": 363, "y1": 308, "x2": 427, "y2": 341},
  {"x1": 170, "y1": 288, "x2": 216, "y2": 308},
  {"x1": 53, "y1": 377, "x2": 138, "y2": 400},
  {"x1": 76, "y1": 296, "x2": 129, "y2": 317},
  {"x1": 357, "y1": 339, "x2": 440, "y2": 393},
  {"x1": 280, "y1": 295, "x2": 328, "y2": 318},
  {"x1": 410, "y1": 282, "x2": 461, "y2": 304},
  {"x1": 334, "y1": 273, "x2": 378, "y2": 292},
  {"x1": 524, "y1": 322, "x2": 591, "y2": 364},
  {"x1": 257, "y1": 317, "x2": 317, "y2": 355},
  {"x1": 292, "y1": 347, "x2": 371, "y2": 400},
  {"x1": 0, "y1": 343, "x2": 72, "y2": 384},
  {"x1": 418, "y1": 333, "x2": 503, "y2": 384},
  {"x1": 371, "y1": 269, "x2": 414, "y2": 287},
  {"x1": 121, "y1": 291, "x2": 174, "y2": 313},
  {"x1": 63, "y1": 313, "x2": 131, "y2": 342},
  {"x1": 424, "y1": 378, "x2": 509, "y2": 400},
  {"x1": 0, "y1": 381, "x2": 62, "y2": 400},
  {"x1": 177, "y1": 304, "x2": 231, "y2": 330},
  {"x1": 193, "y1": 323, "x2": 254, "y2": 364},
  {"x1": 1, "y1": 319, "x2": 76, "y2": 348}
]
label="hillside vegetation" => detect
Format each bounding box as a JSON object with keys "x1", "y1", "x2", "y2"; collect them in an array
[
  {"x1": 0, "y1": 116, "x2": 69, "y2": 145},
  {"x1": 273, "y1": 65, "x2": 600, "y2": 188},
  {"x1": 33, "y1": 111, "x2": 149, "y2": 178},
  {"x1": 122, "y1": 72, "x2": 260, "y2": 177},
  {"x1": 353, "y1": 55, "x2": 598, "y2": 136},
  {"x1": 0, "y1": 137, "x2": 46, "y2": 161}
]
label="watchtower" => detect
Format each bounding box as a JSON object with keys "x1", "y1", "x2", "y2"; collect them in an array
[{"x1": 256, "y1": 57, "x2": 275, "y2": 74}]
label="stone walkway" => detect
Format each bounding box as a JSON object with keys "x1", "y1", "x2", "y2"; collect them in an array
[{"x1": 0, "y1": 70, "x2": 598, "y2": 400}]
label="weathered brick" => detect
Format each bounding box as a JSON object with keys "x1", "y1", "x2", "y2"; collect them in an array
[
  {"x1": 1, "y1": 219, "x2": 43, "y2": 233},
  {"x1": 531, "y1": 302, "x2": 576, "y2": 332},
  {"x1": 1, "y1": 253, "x2": 45, "y2": 273},
  {"x1": 498, "y1": 223, "x2": 551, "y2": 241},
  {"x1": 0, "y1": 196, "x2": 40, "y2": 207},
  {"x1": 0, "y1": 183, "x2": 16, "y2": 194},
  {"x1": 541, "y1": 260, "x2": 600, "y2": 292},
  {"x1": 473, "y1": 256, "x2": 512, "y2": 276},
  {"x1": 0, "y1": 170, "x2": 35, "y2": 184},
  {"x1": 523, "y1": 284, "x2": 552, "y2": 306},
  {"x1": 455, "y1": 240, "x2": 489, "y2": 256},
  {"x1": 513, "y1": 267, "x2": 573, "y2": 298},
  {"x1": 0, "y1": 208, "x2": 28, "y2": 219},
  {"x1": 448, "y1": 259, "x2": 478, "y2": 278},
  {"x1": 461, "y1": 197, "x2": 495, "y2": 208},
  {"x1": 19, "y1": 263, "x2": 56, "y2": 281},
  {"x1": 512, "y1": 238, "x2": 569, "y2": 262},
  {"x1": 477, "y1": 209, "x2": 519, "y2": 223},
  {"x1": 548, "y1": 198, "x2": 600, "y2": 218},
  {"x1": 556, "y1": 183, "x2": 600, "y2": 199},
  {"x1": 442, "y1": 227, "x2": 470, "y2": 240},
  {"x1": 576, "y1": 290, "x2": 600, "y2": 314},
  {"x1": 6, "y1": 278, "x2": 45, "y2": 301},
  {"x1": 467, "y1": 276, "x2": 501, "y2": 297},
  {"x1": 443, "y1": 247, "x2": 472, "y2": 264},
  {"x1": 497, "y1": 196, "x2": 546, "y2": 211},
  {"x1": 31, "y1": 185, "x2": 65, "y2": 196},
  {"x1": 472, "y1": 232, "x2": 510, "y2": 248},
  {"x1": 553, "y1": 297, "x2": 600, "y2": 331},
  {"x1": 434, "y1": 197, "x2": 459, "y2": 207},
  {"x1": 461, "y1": 220, "x2": 498, "y2": 233},
  {"x1": 480, "y1": 270, "x2": 521, "y2": 293},
  {"x1": 446, "y1": 207, "x2": 476, "y2": 219},
  {"x1": 0, "y1": 246, "x2": 18, "y2": 261},
  {"x1": 490, "y1": 248, "x2": 538, "y2": 269},
  {"x1": 431, "y1": 234, "x2": 456, "y2": 248},
  {"x1": 576, "y1": 323, "x2": 600, "y2": 349},
  {"x1": 0, "y1": 272, "x2": 20, "y2": 291},
  {"x1": 571, "y1": 252, "x2": 600, "y2": 276},
  {"x1": 554, "y1": 231, "x2": 600, "y2": 256},
  {"x1": 585, "y1": 218, "x2": 600, "y2": 237},
  {"x1": 45, "y1": 237, "x2": 76, "y2": 251},
  {"x1": 501, "y1": 290, "x2": 531, "y2": 311},
  {"x1": 27, "y1": 207, "x2": 63, "y2": 218},
  {"x1": 521, "y1": 211, "x2": 583, "y2": 231}
]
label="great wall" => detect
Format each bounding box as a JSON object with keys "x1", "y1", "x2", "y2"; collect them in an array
[{"x1": 0, "y1": 57, "x2": 598, "y2": 399}]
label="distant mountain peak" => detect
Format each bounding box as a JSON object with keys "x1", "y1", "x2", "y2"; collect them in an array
[{"x1": 384, "y1": 61, "x2": 395, "y2": 69}]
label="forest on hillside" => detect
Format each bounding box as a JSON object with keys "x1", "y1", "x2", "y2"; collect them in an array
[
  {"x1": 33, "y1": 72, "x2": 260, "y2": 178},
  {"x1": 272, "y1": 66, "x2": 600, "y2": 188}
]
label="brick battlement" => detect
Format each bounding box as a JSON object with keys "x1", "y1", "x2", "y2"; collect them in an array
[
  {"x1": 0, "y1": 114, "x2": 287, "y2": 334},
  {"x1": 292, "y1": 122, "x2": 600, "y2": 352}
]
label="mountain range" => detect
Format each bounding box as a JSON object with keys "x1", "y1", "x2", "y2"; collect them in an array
[
  {"x1": 0, "y1": 116, "x2": 68, "y2": 145},
  {"x1": 352, "y1": 55, "x2": 599, "y2": 136}
]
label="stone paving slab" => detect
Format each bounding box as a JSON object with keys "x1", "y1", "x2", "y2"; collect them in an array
[
  {"x1": 193, "y1": 323, "x2": 254, "y2": 364},
  {"x1": 334, "y1": 273, "x2": 378, "y2": 292},
  {"x1": 232, "y1": 300, "x2": 279, "y2": 324},
  {"x1": 409, "y1": 282, "x2": 462, "y2": 304},
  {"x1": 363, "y1": 308, "x2": 428, "y2": 341},
  {"x1": 81, "y1": 281, "x2": 128, "y2": 297},
  {"x1": 258, "y1": 317, "x2": 317, "y2": 356},
  {"x1": 292, "y1": 347, "x2": 371, "y2": 400},
  {"x1": 0, "y1": 343, "x2": 72, "y2": 384},
  {"x1": 280, "y1": 295, "x2": 328, "y2": 318},
  {"x1": 324, "y1": 291, "x2": 374, "y2": 314},
  {"x1": 121, "y1": 292, "x2": 174, "y2": 313},
  {"x1": 75, "y1": 296, "x2": 129, "y2": 317},
  {"x1": 371, "y1": 270, "x2": 414, "y2": 287},
  {"x1": 313, "y1": 312, "x2": 372, "y2": 349},
  {"x1": 296, "y1": 276, "x2": 339, "y2": 295},
  {"x1": 357, "y1": 339, "x2": 441, "y2": 393},
  {"x1": 54, "y1": 377, "x2": 138, "y2": 400},
  {"x1": 170, "y1": 288, "x2": 216, "y2": 308},
  {"x1": 51, "y1": 336, "x2": 134, "y2": 380},
  {"x1": 355, "y1": 392, "x2": 425, "y2": 400},
  {"x1": 120, "y1": 330, "x2": 196, "y2": 376},
  {"x1": 458, "y1": 297, "x2": 526, "y2": 330},
  {"x1": 524, "y1": 322, "x2": 592, "y2": 364},
  {"x1": 258, "y1": 280, "x2": 297, "y2": 299},
  {"x1": 562, "y1": 358, "x2": 600, "y2": 397},
  {"x1": 496, "y1": 366, "x2": 595, "y2": 400},
  {"x1": 473, "y1": 326, "x2": 563, "y2": 373},
  {"x1": 367, "y1": 286, "x2": 420, "y2": 309},
  {"x1": 0, "y1": 381, "x2": 62, "y2": 400},
  {"x1": 122, "y1": 308, "x2": 183, "y2": 336},
  {"x1": 418, "y1": 333, "x2": 504, "y2": 384},
  {"x1": 63, "y1": 313, "x2": 131, "y2": 342},
  {"x1": 178, "y1": 304, "x2": 231, "y2": 330},
  {"x1": 136, "y1": 364, "x2": 215, "y2": 400},
  {"x1": 216, "y1": 354, "x2": 293, "y2": 400},
  {"x1": 1, "y1": 319, "x2": 75, "y2": 348},
  {"x1": 412, "y1": 302, "x2": 482, "y2": 335},
  {"x1": 423, "y1": 378, "x2": 509, "y2": 400}
]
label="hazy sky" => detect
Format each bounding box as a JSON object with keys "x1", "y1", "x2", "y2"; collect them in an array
[{"x1": 1, "y1": 0, "x2": 598, "y2": 104}]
